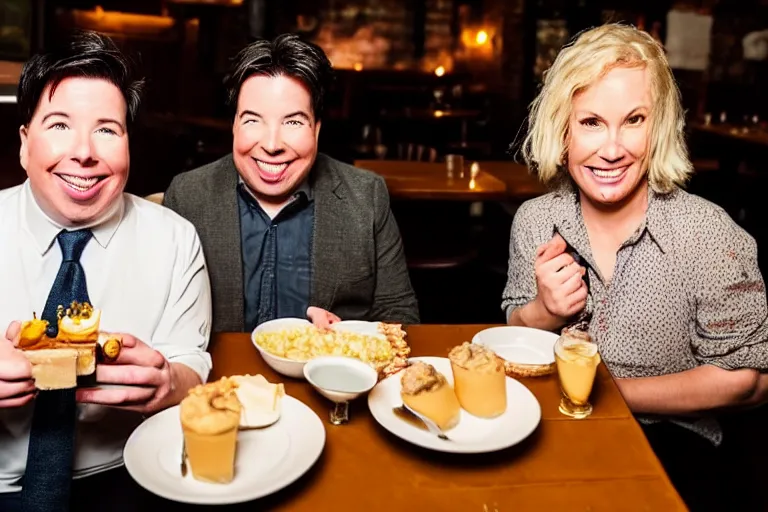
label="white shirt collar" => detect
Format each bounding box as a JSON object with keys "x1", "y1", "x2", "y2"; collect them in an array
[{"x1": 22, "y1": 180, "x2": 125, "y2": 255}]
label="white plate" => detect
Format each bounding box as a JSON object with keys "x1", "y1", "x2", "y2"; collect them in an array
[
  {"x1": 124, "y1": 396, "x2": 325, "y2": 505},
  {"x1": 368, "y1": 356, "x2": 541, "y2": 453},
  {"x1": 331, "y1": 320, "x2": 385, "y2": 338},
  {"x1": 472, "y1": 326, "x2": 558, "y2": 365}
]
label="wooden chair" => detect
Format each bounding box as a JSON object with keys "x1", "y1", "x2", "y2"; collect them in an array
[{"x1": 144, "y1": 192, "x2": 165, "y2": 205}]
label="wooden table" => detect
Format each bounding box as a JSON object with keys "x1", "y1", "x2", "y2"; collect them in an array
[
  {"x1": 691, "y1": 122, "x2": 768, "y2": 148},
  {"x1": 470, "y1": 160, "x2": 548, "y2": 200},
  {"x1": 206, "y1": 325, "x2": 685, "y2": 511},
  {"x1": 354, "y1": 160, "x2": 508, "y2": 201},
  {"x1": 355, "y1": 159, "x2": 546, "y2": 201},
  {"x1": 0, "y1": 61, "x2": 22, "y2": 104}
]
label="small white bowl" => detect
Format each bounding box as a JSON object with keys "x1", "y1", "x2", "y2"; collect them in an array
[
  {"x1": 251, "y1": 317, "x2": 312, "y2": 379},
  {"x1": 303, "y1": 356, "x2": 378, "y2": 403}
]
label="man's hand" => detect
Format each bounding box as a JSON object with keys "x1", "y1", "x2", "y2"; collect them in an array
[
  {"x1": 76, "y1": 334, "x2": 197, "y2": 414},
  {"x1": 0, "y1": 321, "x2": 36, "y2": 408},
  {"x1": 529, "y1": 234, "x2": 588, "y2": 328},
  {"x1": 307, "y1": 306, "x2": 341, "y2": 329}
]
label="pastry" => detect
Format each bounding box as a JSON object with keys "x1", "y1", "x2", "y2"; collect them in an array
[
  {"x1": 56, "y1": 302, "x2": 99, "y2": 343},
  {"x1": 231, "y1": 374, "x2": 284, "y2": 428},
  {"x1": 97, "y1": 332, "x2": 123, "y2": 363},
  {"x1": 25, "y1": 349, "x2": 78, "y2": 390},
  {"x1": 19, "y1": 302, "x2": 122, "y2": 389},
  {"x1": 449, "y1": 342, "x2": 507, "y2": 418},
  {"x1": 180, "y1": 377, "x2": 242, "y2": 484},
  {"x1": 400, "y1": 361, "x2": 461, "y2": 431}
]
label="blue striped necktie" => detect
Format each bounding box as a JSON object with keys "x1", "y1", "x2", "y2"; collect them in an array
[{"x1": 21, "y1": 229, "x2": 92, "y2": 512}]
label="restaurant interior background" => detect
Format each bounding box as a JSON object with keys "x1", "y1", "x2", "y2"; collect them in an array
[{"x1": 1, "y1": 0, "x2": 767, "y2": 324}]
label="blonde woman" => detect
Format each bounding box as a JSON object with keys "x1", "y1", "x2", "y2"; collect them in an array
[{"x1": 502, "y1": 24, "x2": 768, "y2": 510}]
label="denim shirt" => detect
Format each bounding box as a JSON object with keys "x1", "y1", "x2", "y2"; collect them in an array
[{"x1": 237, "y1": 181, "x2": 314, "y2": 331}]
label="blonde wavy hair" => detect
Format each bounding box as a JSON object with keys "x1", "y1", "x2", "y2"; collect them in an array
[{"x1": 522, "y1": 23, "x2": 692, "y2": 193}]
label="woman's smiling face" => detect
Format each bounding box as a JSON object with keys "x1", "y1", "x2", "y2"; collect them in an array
[{"x1": 567, "y1": 66, "x2": 652, "y2": 208}]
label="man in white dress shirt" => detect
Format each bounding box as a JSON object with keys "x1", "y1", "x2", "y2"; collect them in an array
[{"x1": 0, "y1": 32, "x2": 212, "y2": 511}]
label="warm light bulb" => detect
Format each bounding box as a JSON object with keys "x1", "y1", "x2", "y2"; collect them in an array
[
  {"x1": 435, "y1": 66, "x2": 446, "y2": 77},
  {"x1": 476, "y1": 30, "x2": 489, "y2": 45},
  {"x1": 353, "y1": 62, "x2": 363, "y2": 71}
]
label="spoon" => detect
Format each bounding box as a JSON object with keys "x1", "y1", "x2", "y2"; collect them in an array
[
  {"x1": 180, "y1": 439, "x2": 187, "y2": 477},
  {"x1": 393, "y1": 404, "x2": 451, "y2": 441}
]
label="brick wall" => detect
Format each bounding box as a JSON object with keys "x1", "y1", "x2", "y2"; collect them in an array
[{"x1": 311, "y1": 0, "x2": 416, "y2": 70}]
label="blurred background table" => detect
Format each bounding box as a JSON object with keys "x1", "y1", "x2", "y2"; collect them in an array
[
  {"x1": 690, "y1": 121, "x2": 768, "y2": 148},
  {"x1": 355, "y1": 159, "x2": 508, "y2": 201},
  {"x1": 0, "y1": 61, "x2": 21, "y2": 104}
]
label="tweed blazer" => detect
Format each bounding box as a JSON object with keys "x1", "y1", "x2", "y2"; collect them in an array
[{"x1": 164, "y1": 153, "x2": 419, "y2": 332}]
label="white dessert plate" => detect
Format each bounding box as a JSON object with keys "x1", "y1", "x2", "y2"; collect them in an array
[
  {"x1": 331, "y1": 320, "x2": 385, "y2": 338},
  {"x1": 471, "y1": 326, "x2": 558, "y2": 365},
  {"x1": 368, "y1": 356, "x2": 541, "y2": 453},
  {"x1": 124, "y1": 395, "x2": 325, "y2": 505}
]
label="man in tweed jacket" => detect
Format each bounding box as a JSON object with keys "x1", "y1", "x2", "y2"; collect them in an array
[{"x1": 164, "y1": 35, "x2": 419, "y2": 332}]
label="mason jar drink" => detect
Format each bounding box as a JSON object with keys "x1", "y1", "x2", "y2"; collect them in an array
[{"x1": 554, "y1": 329, "x2": 600, "y2": 419}]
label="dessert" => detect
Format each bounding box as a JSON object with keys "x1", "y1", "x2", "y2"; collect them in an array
[
  {"x1": 18, "y1": 302, "x2": 123, "y2": 390},
  {"x1": 180, "y1": 377, "x2": 242, "y2": 484},
  {"x1": 449, "y1": 342, "x2": 507, "y2": 418},
  {"x1": 25, "y1": 349, "x2": 78, "y2": 390},
  {"x1": 231, "y1": 374, "x2": 285, "y2": 428},
  {"x1": 400, "y1": 361, "x2": 461, "y2": 431},
  {"x1": 56, "y1": 302, "x2": 100, "y2": 343},
  {"x1": 377, "y1": 323, "x2": 410, "y2": 376},
  {"x1": 98, "y1": 332, "x2": 123, "y2": 363},
  {"x1": 253, "y1": 322, "x2": 410, "y2": 377}
]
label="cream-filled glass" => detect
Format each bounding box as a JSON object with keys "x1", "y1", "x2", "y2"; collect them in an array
[
  {"x1": 554, "y1": 329, "x2": 600, "y2": 419},
  {"x1": 449, "y1": 342, "x2": 507, "y2": 418},
  {"x1": 180, "y1": 378, "x2": 242, "y2": 483}
]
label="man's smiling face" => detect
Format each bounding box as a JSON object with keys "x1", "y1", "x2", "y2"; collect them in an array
[
  {"x1": 19, "y1": 76, "x2": 130, "y2": 226},
  {"x1": 232, "y1": 74, "x2": 321, "y2": 205}
]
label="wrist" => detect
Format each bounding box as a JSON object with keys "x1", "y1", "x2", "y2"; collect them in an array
[{"x1": 523, "y1": 298, "x2": 566, "y2": 332}]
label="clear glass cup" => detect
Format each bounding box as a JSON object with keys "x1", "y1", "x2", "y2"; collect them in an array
[
  {"x1": 445, "y1": 154, "x2": 464, "y2": 178},
  {"x1": 554, "y1": 329, "x2": 601, "y2": 419}
]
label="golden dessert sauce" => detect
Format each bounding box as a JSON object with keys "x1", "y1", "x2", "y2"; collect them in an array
[
  {"x1": 400, "y1": 362, "x2": 461, "y2": 431},
  {"x1": 449, "y1": 342, "x2": 507, "y2": 418},
  {"x1": 180, "y1": 378, "x2": 242, "y2": 484}
]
